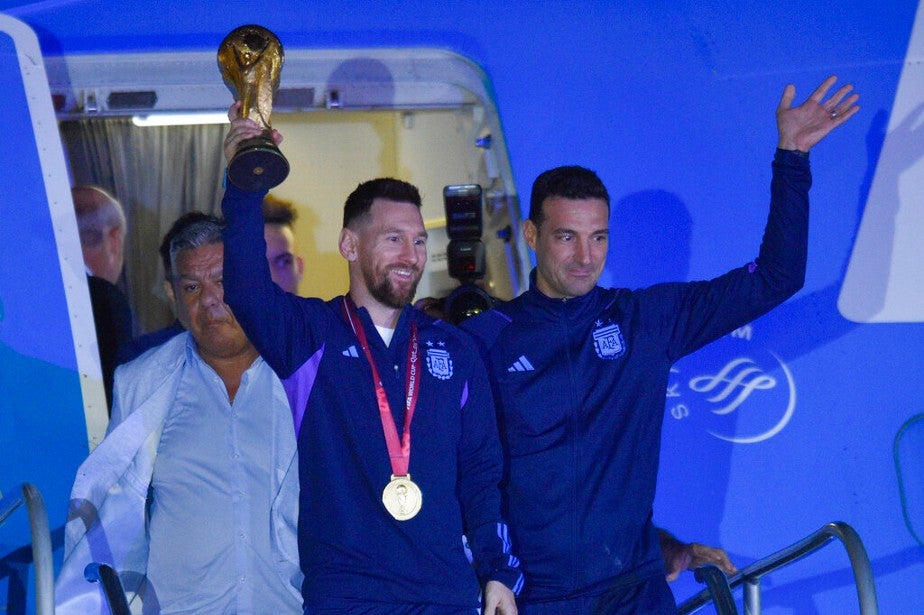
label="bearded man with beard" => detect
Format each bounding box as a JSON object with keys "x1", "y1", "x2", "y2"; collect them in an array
[{"x1": 220, "y1": 104, "x2": 522, "y2": 615}]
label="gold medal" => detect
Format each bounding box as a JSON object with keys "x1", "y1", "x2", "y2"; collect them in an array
[
  {"x1": 344, "y1": 301, "x2": 424, "y2": 522},
  {"x1": 382, "y1": 474, "x2": 422, "y2": 521}
]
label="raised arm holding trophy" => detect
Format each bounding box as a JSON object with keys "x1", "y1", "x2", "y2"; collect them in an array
[{"x1": 218, "y1": 25, "x2": 289, "y2": 191}]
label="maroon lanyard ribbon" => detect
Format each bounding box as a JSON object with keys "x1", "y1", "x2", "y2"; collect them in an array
[{"x1": 343, "y1": 297, "x2": 420, "y2": 476}]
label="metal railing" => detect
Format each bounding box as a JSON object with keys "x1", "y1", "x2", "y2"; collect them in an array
[
  {"x1": 693, "y1": 564, "x2": 738, "y2": 614},
  {"x1": 678, "y1": 521, "x2": 878, "y2": 615},
  {"x1": 0, "y1": 483, "x2": 55, "y2": 615},
  {"x1": 85, "y1": 562, "x2": 132, "y2": 615}
]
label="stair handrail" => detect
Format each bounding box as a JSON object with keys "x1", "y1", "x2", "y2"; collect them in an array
[
  {"x1": 22, "y1": 483, "x2": 55, "y2": 615},
  {"x1": 85, "y1": 562, "x2": 133, "y2": 615},
  {"x1": 678, "y1": 521, "x2": 878, "y2": 614},
  {"x1": 693, "y1": 564, "x2": 739, "y2": 615}
]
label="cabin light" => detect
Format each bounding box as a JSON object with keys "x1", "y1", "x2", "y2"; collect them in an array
[{"x1": 131, "y1": 112, "x2": 229, "y2": 127}]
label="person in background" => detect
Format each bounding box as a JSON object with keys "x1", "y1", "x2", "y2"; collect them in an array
[
  {"x1": 73, "y1": 185, "x2": 133, "y2": 412},
  {"x1": 263, "y1": 194, "x2": 305, "y2": 294}
]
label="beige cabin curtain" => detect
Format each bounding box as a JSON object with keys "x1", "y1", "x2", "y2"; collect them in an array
[{"x1": 60, "y1": 119, "x2": 227, "y2": 333}]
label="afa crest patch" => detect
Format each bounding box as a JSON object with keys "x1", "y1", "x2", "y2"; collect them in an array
[
  {"x1": 426, "y1": 346, "x2": 454, "y2": 380},
  {"x1": 592, "y1": 322, "x2": 626, "y2": 360}
]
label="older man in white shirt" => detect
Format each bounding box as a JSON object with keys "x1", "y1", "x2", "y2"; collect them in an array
[{"x1": 56, "y1": 215, "x2": 302, "y2": 614}]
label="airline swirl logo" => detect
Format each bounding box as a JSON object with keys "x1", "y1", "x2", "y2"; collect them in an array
[{"x1": 667, "y1": 329, "x2": 796, "y2": 443}]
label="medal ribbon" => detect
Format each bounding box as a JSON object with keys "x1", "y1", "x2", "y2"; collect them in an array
[{"x1": 343, "y1": 297, "x2": 420, "y2": 476}]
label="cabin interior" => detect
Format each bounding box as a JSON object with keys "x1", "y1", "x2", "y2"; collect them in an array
[{"x1": 48, "y1": 48, "x2": 530, "y2": 333}]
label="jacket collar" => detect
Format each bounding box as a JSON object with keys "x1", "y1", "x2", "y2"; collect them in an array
[{"x1": 522, "y1": 267, "x2": 605, "y2": 321}]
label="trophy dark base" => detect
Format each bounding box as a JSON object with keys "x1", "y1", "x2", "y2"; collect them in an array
[{"x1": 228, "y1": 143, "x2": 290, "y2": 192}]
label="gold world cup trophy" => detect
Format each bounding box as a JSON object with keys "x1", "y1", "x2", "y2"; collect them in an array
[{"x1": 218, "y1": 25, "x2": 289, "y2": 191}]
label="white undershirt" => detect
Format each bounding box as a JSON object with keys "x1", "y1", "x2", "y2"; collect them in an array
[{"x1": 375, "y1": 325, "x2": 395, "y2": 346}]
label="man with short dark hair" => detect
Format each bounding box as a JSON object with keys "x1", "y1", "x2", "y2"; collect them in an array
[
  {"x1": 57, "y1": 215, "x2": 302, "y2": 614},
  {"x1": 221, "y1": 102, "x2": 522, "y2": 613},
  {"x1": 462, "y1": 76, "x2": 859, "y2": 613},
  {"x1": 119, "y1": 212, "x2": 215, "y2": 361},
  {"x1": 121, "y1": 199, "x2": 305, "y2": 363},
  {"x1": 263, "y1": 194, "x2": 304, "y2": 294}
]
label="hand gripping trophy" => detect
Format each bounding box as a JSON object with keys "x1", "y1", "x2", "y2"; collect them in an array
[{"x1": 218, "y1": 25, "x2": 289, "y2": 191}]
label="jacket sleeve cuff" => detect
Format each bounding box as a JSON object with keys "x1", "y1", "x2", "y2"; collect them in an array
[
  {"x1": 775, "y1": 147, "x2": 810, "y2": 163},
  {"x1": 485, "y1": 567, "x2": 525, "y2": 596}
]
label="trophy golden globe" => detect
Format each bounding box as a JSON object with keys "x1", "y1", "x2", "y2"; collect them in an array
[{"x1": 218, "y1": 25, "x2": 289, "y2": 191}]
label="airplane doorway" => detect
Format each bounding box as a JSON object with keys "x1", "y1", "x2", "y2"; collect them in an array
[{"x1": 49, "y1": 48, "x2": 529, "y2": 333}]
